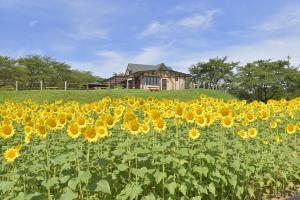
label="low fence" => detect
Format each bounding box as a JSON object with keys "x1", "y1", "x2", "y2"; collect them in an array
[
  {"x1": 0, "y1": 81, "x2": 227, "y2": 91},
  {"x1": 0, "y1": 81, "x2": 88, "y2": 91}
]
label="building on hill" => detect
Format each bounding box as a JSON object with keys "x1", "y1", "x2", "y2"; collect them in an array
[
  {"x1": 124, "y1": 63, "x2": 190, "y2": 90},
  {"x1": 103, "y1": 75, "x2": 128, "y2": 89}
]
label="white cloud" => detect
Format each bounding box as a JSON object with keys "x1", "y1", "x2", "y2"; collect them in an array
[
  {"x1": 177, "y1": 10, "x2": 218, "y2": 28},
  {"x1": 258, "y1": 4, "x2": 300, "y2": 32},
  {"x1": 132, "y1": 46, "x2": 166, "y2": 64},
  {"x1": 69, "y1": 46, "x2": 168, "y2": 77},
  {"x1": 169, "y1": 36, "x2": 300, "y2": 69},
  {"x1": 140, "y1": 9, "x2": 219, "y2": 37}
]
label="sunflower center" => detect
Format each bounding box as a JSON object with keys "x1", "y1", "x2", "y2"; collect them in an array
[{"x1": 2, "y1": 125, "x2": 12, "y2": 135}]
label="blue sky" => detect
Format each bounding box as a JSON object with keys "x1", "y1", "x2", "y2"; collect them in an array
[{"x1": 1, "y1": 0, "x2": 300, "y2": 77}]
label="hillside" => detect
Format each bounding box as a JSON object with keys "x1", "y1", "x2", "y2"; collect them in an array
[{"x1": 0, "y1": 89, "x2": 236, "y2": 103}]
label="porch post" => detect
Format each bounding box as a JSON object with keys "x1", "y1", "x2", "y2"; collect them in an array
[
  {"x1": 132, "y1": 77, "x2": 135, "y2": 89},
  {"x1": 126, "y1": 79, "x2": 129, "y2": 89}
]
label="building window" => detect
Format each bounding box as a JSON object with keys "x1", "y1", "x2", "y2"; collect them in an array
[
  {"x1": 151, "y1": 71, "x2": 155, "y2": 75},
  {"x1": 144, "y1": 76, "x2": 160, "y2": 85},
  {"x1": 175, "y1": 77, "x2": 178, "y2": 81}
]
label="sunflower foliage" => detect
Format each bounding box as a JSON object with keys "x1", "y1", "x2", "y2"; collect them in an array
[{"x1": 0, "y1": 95, "x2": 300, "y2": 200}]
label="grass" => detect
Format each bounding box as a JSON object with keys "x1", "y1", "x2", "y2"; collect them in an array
[{"x1": 0, "y1": 89, "x2": 236, "y2": 103}]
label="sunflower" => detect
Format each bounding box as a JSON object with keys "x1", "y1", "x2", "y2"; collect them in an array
[
  {"x1": 245, "y1": 111, "x2": 255, "y2": 122},
  {"x1": 24, "y1": 125, "x2": 33, "y2": 135},
  {"x1": 25, "y1": 133, "x2": 31, "y2": 144},
  {"x1": 105, "y1": 114, "x2": 116, "y2": 129},
  {"x1": 128, "y1": 120, "x2": 140, "y2": 135},
  {"x1": 0, "y1": 123, "x2": 15, "y2": 139},
  {"x1": 270, "y1": 121, "x2": 277, "y2": 129},
  {"x1": 262, "y1": 140, "x2": 269, "y2": 145},
  {"x1": 173, "y1": 118, "x2": 183, "y2": 126},
  {"x1": 219, "y1": 106, "x2": 231, "y2": 117},
  {"x1": 141, "y1": 123, "x2": 150, "y2": 134},
  {"x1": 188, "y1": 128, "x2": 200, "y2": 139},
  {"x1": 150, "y1": 110, "x2": 161, "y2": 121},
  {"x1": 35, "y1": 125, "x2": 48, "y2": 139},
  {"x1": 97, "y1": 126, "x2": 109, "y2": 138},
  {"x1": 221, "y1": 116, "x2": 234, "y2": 128},
  {"x1": 184, "y1": 111, "x2": 195, "y2": 123},
  {"x1": 286, "y1": 124, "x2": 296, "y2": 134},
  {"x1": 4, "y1": 146, "x2": 21, "y2": 162},
  {"x1": 195, "y1": 115, "x2": 206, "y2": 127},
  {"x1": 274, "y1": 135, "x2": 281, "y2": 143},
  {"x1": 175, "y1": 105, "x2": 184, "y2": 118},
  {"x1": 67, "y1": 122, "x2": 81, "y2": 139},
  {"x1": 46, "y1": 116, "x2": 58, "y2": 130},
  {"x1": 154, "y1": 118, "x2": 166, "y2": 133},
  {"x1": 58, "y1": 114, "x2": 67, "y2": 127},
  {"x1": 194, "y1": 106, "x2": 204, "y2": 116},
  {"x1": 238, "y1": 129, "x2": 247, "y2": 139},
  {"x1": 77, "y1": 116, "x2": 86, "y2": 128},
  {"x1": 247, "y1": 128, "x2": 258, "y2": 138},
  {"x1": 259, "y1": 110, "x2": 270, "y2": 120},
  {"x1": 84, "y1": 126, "x2": 98, "y2": 142},
  {"x1": 205, "y1": 113, "x2": 216, "y2": 127}
]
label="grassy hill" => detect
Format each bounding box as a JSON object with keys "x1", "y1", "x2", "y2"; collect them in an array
[{"x1": 0, "y1": 89, "x2": 236, "y2": 103}]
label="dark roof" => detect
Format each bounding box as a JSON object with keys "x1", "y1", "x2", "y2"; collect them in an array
[
  {"x1": 127, "y1": 63, "x2": 172, "y2": 73},
  {"x1": 84, "y1": 82, "x2": 103, "y2": 85}
]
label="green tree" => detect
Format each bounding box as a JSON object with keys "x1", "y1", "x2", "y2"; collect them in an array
[
  {"x1": 189, "y1": 57, "x2": 237, "y2": 89},
  {"x1": 0, "y1": 56, "x2": 29, "y2": 88},
  {"x1": 17, "y1": 55, "x2": 53, "y2": 83},
  {"x1": 231, "y1": 60, "x2": 300, "y2": 102}
]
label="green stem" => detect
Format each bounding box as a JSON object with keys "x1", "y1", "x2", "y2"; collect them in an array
[
  {"x1": 77, "y1": 140, "x2": 83, "y2": 199},
  {"x1": 87, "y1": 142, "x2": 90, "y2": 170},
  {"x1": 45, "y1": 140, "x2": 51, "y2": 200}
]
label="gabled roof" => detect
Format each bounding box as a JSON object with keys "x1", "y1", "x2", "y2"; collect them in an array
[{"x1": 127, "y1": 63, "x2": 172, "y2": 73}]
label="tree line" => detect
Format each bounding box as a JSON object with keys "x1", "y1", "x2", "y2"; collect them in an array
[
  {"x1": 189, "y1": 57, "x2": 300, "y2": 102},
  {"x1": 0, "y1": 55, "x2": 103, "y2": 89}
]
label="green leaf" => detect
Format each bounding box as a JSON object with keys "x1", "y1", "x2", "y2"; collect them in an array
[
  {"x1": 154, "y1": 170, "x2": 167, "y2": 184},
  {"x1": 60, "y1": 175, "x2": 70, "y2": 184},
  {"x1": 142, "y1": 193, "x2": 156, "y2": 200},
  {"x1": 178, "y1": 167, "x2": 186, "y2": 176},
  {"x1": 78, "y1": 171, "x2": 91, "y2": 183},
  {"x1": 166, "y1": 182, "x2": 177, "y2": 195},
  {"x1": 236, "y1": 186, "x2": 244, "y2": 199},
  {"x1": 60, "y1": 187, "x2": 78, "y2": 200},
  {"x1": 179, "y1": 184, "x2": 187, "y2": 195},
  {"x1": 193, "y1": 166, "x2": 209, "y2": 177},
  {"x1": 228, "y1": 175, "x2": 237, "y2": 188},
  {"x1": 132, "y1": 167, "x2": 148, "y2": 178},
  {"x1": 13, "y1": 192, "x2": 25, "y2": 200},
  {"x1": 178, "y1": 148, "x2": 189, "y2": 156},
  {"x1": 25, "y1": 192, "x2": 42, "y2": 199},
  {"x1": 68, "y1": 178, "x2": 78, "y2": 191},
  {"x1": 95, "y1": 179, "x2": 111, "y2": 194},
  {"x1": 43, "y1": 177, "x2": 59, "y2": 189},
  {"x1": 117, "y1": 163, "x2": 128, "y2": 171},
  {"x1": 112, "y1": 149, "x2": 124, "y2": 156},
  {"x1": 198, "y1": 185, "x2": 208, "y2": 194},
  {"x1": 0, "y1": 181, "x2": 14, "y2": 192},
  {"x1": 248, "y1": 187, "x2": 254, "y2": 198},
  {"x1": 118, "y1": 183, "x2": 143, "y2": 200},
  {"x1": 208, "y1": 183, "x2": 215, "y2": 195},
  {"x1": 134, "y1": 147, "x2": 150, "y2": 154},
  {"x1": 52, "y1": 154, "x2": 69, "y2": 165}
]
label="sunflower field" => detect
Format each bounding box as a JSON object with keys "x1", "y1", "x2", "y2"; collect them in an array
[{"x1": 0, "y1": 95, "x2": 300, "y2": 200}]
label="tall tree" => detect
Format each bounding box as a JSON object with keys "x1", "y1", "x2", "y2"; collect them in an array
[
  {"x1": 189, "y1": 57, "x2": 237, "y2": 89},
  {"x1": 231, "y1": 60, "x2": 300, "y2": 102},
  {"x1": 17, "y1": 55, "x2": 53, "y2": 83}
]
